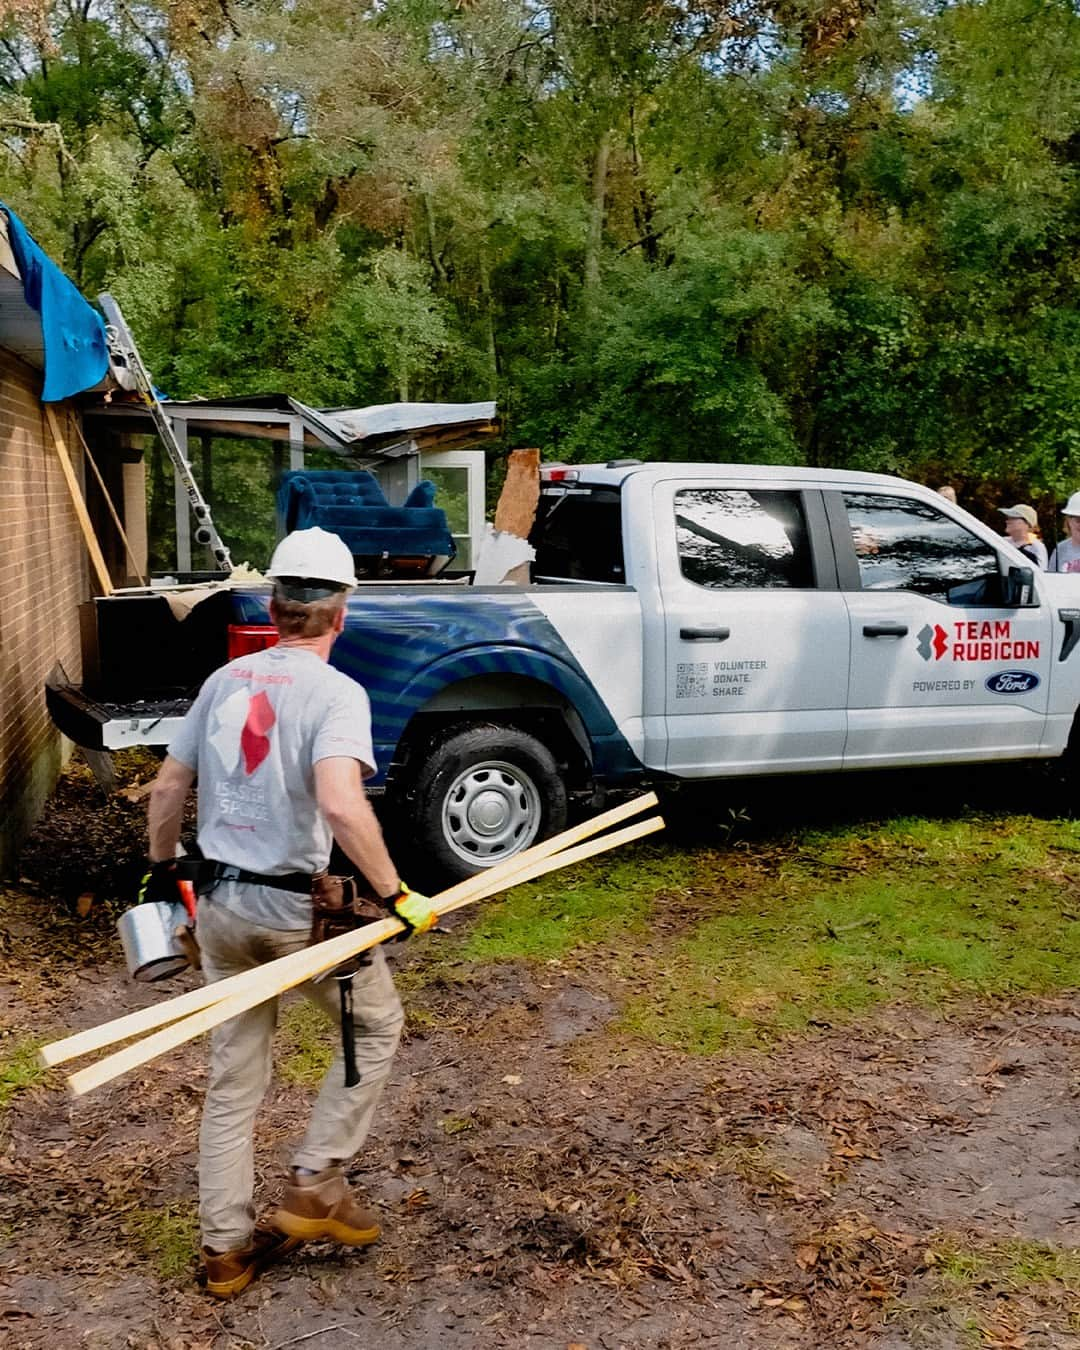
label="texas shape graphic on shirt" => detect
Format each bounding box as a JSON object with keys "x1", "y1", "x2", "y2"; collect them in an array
[
  {"x1": 240, "y1": 691, "x2": 276, "y2": 775},
  {"x1": 209, "y1": 687, "x2": 277, "y2": 776}
]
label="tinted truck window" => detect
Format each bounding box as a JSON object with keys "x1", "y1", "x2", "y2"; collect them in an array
[
  {"x1": 842, "y1": 492, "x2": 1000, "y2": 602},
  {"x1": 675, "y1": 488, "x2": 814, "y2": 589},
  {"x1": 531, "y1": 488, "x2": 625, "y2": 582}
]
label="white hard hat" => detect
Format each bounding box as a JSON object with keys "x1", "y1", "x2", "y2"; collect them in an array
[
  {"x1": 1063, "y1": 492, "x2": 1080, "y2": 517},
  {"x1": 266, "y1": 527, "x2": 357, "y2": 588}
]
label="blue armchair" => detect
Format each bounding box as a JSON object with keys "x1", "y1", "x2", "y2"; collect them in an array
[{"x1": 276, "y1": 470, "x2": 455, "y2": 560}]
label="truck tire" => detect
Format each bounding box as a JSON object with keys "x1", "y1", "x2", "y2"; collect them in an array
[{"x1": 406, "y1": 724, "x2": 568, "y2": 883}]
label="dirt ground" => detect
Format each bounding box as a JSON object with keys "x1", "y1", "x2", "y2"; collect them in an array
[{"x1": 1, "y1": 765, "x2": 1078, "y2": 1349}]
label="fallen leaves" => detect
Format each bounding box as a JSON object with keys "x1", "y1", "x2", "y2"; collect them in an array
[
  {"x1": 980, "y1": 1331, "x2": 1028, "y2": 1350},
  {"x1": 795, "y1": 1243, "x2": 820, "y2": 1270},
  {"x1": 6, "y1": 764, "x2": 1080, "y2": 1350},
  {"x1": 745, "y1": 1216, "x2": 924, "y2": 1334},
  {"x1": 19, "y1": 748, "x2": 191, "y2": 907}
]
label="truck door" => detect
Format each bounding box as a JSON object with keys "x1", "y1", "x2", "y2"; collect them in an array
[
  {"x1": 654, "y1": 480, "x2": 849, "y2": 777},
  {"x1": 834, "y1": 490, "x2": 1051, "y2": 765}
]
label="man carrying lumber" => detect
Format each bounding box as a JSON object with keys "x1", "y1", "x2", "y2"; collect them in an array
[{"x1": 142, "y1": 526, "x2": 436, "y2": 1298}]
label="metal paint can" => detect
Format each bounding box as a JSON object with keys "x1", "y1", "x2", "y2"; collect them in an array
[{"x1": 117, "y1": 900, "x2": 190, "y2": 982}]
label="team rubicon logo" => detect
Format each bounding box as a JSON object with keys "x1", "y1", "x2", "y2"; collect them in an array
[
  {"x1": 240, "y1": 692, "x2": 276, "y2": 774},
  {"x1": 916, "y1": 621, "x2": 1040, "y2": 663},
  {"x1": 209, "y1": 688, "x2": 277, "y2": 775},
  {"x1": 916, "y1": 624, "x2": 949, "y2": 661}
]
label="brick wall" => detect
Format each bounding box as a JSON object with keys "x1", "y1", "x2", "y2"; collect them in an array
[{"x1": 0, "y1": 347, "x2": 88, "y2": 873}]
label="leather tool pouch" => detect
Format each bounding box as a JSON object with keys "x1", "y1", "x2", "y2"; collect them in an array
[
  {"x1": 310, "y1": 872, "x2": 385, "y2": 1088},
  {"x1": 309, "y1": 872, "x2": 386, "y2": 971}
]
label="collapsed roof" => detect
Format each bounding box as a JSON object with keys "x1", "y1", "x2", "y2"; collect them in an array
[{"x1": 83, "y1": 391, "x2": 499, "y2": 461}]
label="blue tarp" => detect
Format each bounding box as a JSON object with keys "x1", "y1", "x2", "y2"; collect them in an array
[{"x1": 1, "y1": 204, "x2": 108, "y2": 402}]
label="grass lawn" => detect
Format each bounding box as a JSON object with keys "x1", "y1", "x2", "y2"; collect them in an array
[{"x1": 416, "y1": 808, "x2": 1080, "y2": 1055}]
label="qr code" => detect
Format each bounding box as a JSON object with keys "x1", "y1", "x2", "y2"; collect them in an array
[{"x1": 675, "y1": 662, "x2": 708, "y2": 699}]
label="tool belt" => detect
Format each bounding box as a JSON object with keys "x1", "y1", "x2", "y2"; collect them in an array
[
  {"x1": 195, "y1": 860, "x2": 387, "y2": 1090},
  {"x1": 309, "y1": 872, "x2": 387, "y2": 949},
  {"x1": 309, "y1": 873, "x2": 391, "y2": 1091},
  {"x1": 193, "y1": 860, "x2": 387, "y2": 944},
  {"x1": 191, "y1": 861, "x2": 313, "y2": 895}
]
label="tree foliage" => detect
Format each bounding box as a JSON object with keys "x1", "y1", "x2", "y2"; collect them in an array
[{"x1": 3, "y1": 0, "x2": 1080, "y2": 498}]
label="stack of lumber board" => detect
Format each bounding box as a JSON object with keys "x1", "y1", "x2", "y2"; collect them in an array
[{"x1": 41, "y1": 793, "x2": 663, "y2": 1097}]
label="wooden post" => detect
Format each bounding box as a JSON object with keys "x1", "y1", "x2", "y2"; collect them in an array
[
  {"x1": 44, "y1": 405, "x2": 113, "y2": 596},
  {"x1": 75, "y1": 425, "x2": 147, "y2": 586}
]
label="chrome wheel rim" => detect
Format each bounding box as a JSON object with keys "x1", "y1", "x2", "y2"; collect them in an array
[{"x1": 441, "y1": 760, "x2": 543, "y2": 867}]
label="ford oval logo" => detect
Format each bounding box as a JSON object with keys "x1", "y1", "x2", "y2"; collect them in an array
[{"x1": 985, "y1": 670, "x2": 1041, "y2": 695}]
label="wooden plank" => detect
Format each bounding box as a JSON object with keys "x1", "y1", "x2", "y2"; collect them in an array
[
  {"x1": 76, "y1": 424, "x2": 146, "y2": 586},
  {"x1": 431, "y1": 815, "x2": 664, "y2": 920},
  {"x1": 66, "y1": 814, "x2": 664, "y2": 1097},
  {"x1": 41, "y1": 792, "x2": 659, "y2": 1067},
  {"x1": 44, "y1": 405, "x2": 113, "y2": 595}
]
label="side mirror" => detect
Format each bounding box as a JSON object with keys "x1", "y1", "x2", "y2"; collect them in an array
[{"x1": 1002, "y1": 565, "x2": 1035, "y2": 607}]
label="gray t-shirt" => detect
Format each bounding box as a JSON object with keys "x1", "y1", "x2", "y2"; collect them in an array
[
  {"x1": 1048, "y1": 538, "x2": 1080, "y2": 574},
  {"x1": 168, "y1": 646, "x2": 375, "y2": 929}
]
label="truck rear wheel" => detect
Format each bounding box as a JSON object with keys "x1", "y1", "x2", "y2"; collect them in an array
[{"x1": 406, "y1": 724, "x2": 568, "y2": 883}]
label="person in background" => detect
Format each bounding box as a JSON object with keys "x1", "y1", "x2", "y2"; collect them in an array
[
  {"x1": 937, "y1": 485, "x2": 958, "y2": 504},
  {"x1": 1048, "y1": 493, "x2": 1080, "y2": 574},
  {"x1": 998, "y1": 504, "x2": 1047, "y2": 569}
]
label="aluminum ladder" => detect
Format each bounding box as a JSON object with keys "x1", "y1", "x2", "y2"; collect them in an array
[{"x1": 98, "y1": 293, "x2": 233, "y2": 572}]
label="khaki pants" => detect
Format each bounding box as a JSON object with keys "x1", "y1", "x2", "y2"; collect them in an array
[{"x1": 197, "y1": 898, "x2": 404, "y2": 1253}]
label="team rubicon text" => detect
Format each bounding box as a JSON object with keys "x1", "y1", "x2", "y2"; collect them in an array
[{"x1": 916, "y1": 620, "x2": 1040, "y2": 663}]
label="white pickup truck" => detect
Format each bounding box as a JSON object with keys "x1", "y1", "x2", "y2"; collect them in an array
[
  {"x1": 531, "y1": 461, "x2": 1080, "y2": 778},
  {"x1": 48, "y1": 462, "x2": 1080, "y2": 879}
]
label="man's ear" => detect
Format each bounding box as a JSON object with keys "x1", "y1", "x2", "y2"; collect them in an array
[{"x1": 334, "y1": 605, "x2": 347, "y2": 634}]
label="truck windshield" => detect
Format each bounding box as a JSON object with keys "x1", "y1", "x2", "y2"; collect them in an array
[{"x1": 531, "y1": 486, "x2": 625, "y2": 583}]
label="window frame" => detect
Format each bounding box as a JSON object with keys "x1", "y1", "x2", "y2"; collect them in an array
[
  {"x1": 671, "y1": 486, "x2": 836, "y2": 593},
  {"x1": 419, "y1": 449, "x2": 486, "y2": 570}
]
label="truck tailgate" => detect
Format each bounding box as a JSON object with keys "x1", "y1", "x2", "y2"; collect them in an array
[{"x1": 46, "y1": 677, "x2": 191, "y2": 751}]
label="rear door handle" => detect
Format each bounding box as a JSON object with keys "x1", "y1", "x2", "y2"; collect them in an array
[
  {"x1": 863, "y1": 622, "x2": 909, "y2": 638},
  {"x1": 680, "y1": 626, "x2": 731, "y2": 641}
]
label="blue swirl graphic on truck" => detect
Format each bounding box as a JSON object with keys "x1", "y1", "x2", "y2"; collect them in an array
[{"x1": 230, "y1": 588, "x2": 641, "y2": 783}]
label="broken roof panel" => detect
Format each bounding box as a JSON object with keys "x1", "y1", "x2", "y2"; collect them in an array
[
  {"x1": 85, "y1": 393, "x2": 499, "y2": 457},
  {"x1": 294, "y1": 400, "x2": 497, "y2": 449}
]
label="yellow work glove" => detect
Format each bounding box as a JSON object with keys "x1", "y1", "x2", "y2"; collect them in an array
[
  {"x1": 385, "y1": 883, "x2": 437, "y2": 937},
  {"x1": 137, "y1": 859, "x2": 180, "y2": 907}
]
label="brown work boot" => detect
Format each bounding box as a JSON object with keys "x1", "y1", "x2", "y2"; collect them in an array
[
  {"x1": 271, "y1": 1166, "x2": 381, "y2": 1246},
  {"x1": 201, "y1": 1226, "x2": 301, "y2": 1299}
]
